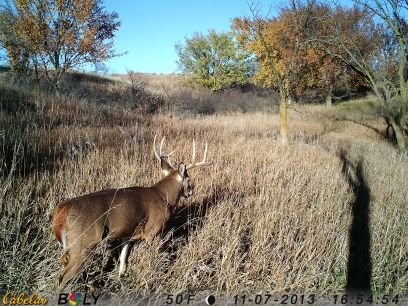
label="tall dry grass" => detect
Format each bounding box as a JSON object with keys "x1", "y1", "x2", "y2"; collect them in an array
[{"x1": 0, "y1": 72, "x2": 406, "y2": 302}]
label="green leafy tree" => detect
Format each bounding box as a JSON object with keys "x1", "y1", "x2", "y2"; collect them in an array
[{"x1": 175, "y1": 30, "x2": 254, "y2": 91}]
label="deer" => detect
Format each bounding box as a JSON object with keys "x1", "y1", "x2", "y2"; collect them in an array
[{"x1": 52, "y1": 135, "x2": 213, "y2": 287}]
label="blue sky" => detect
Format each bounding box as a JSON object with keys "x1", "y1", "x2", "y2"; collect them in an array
[{"x1": 104, "y1": 0, "x2": 273, "y2": 74}]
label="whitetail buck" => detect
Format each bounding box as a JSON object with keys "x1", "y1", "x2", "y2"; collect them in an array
[{"x1": 52, "y1": 135, "x2": 212, "y2": 287}]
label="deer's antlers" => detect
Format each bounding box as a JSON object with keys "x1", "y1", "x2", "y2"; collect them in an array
[
  {"x1": 186, "y1": 139, "x2": 213, "y2": 170},
  {"x1": 153, "y1": 134, "x2": 176, "y2": 166}
]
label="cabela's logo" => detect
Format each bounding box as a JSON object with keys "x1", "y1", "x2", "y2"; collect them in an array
[
  {"x1": 2, "y1": 291, "x2": 47, "y2": 305},
  {"x1": 57, "y1": 292, "x2": 100, "y2": 306}
]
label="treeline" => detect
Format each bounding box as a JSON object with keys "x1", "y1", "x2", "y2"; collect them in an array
[
  {"x1": 0, "y1": 0, "x2": 407, "y2": 151},
  {"x1": 176, "y1": 0, "x2": 408, "y2": 150}
]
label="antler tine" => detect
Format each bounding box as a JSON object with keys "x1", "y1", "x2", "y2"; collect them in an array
[
  {"x1": 154, "y1": 134, "x2": 176, "y2": 163},
  {"x1": 161, "y1": 137, "x2": 176, "y2": 157},
  {"x1": 186, "y1": 141, "x2": 213, "y2": 170},
  {"x1": 166, "y1": 149, "x2": 176, "y2": 157},
  {"x1": 195, "y1": 141, "x2": 213, "y2": 167},
  {"x1": 159, "y1": 136, "x2": 165, "y2": 156},
  {"x1": 202, "y1": 142, "x2": 208, "y2": 163},
  {"x1": 153, "y1": 134, "x2": 161, "y2": 161},
  {"x1": 191, "y1": 139, "x2": 196, "y2": 165}
]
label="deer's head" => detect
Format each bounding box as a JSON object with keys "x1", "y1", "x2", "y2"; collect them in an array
[
  {"x1": 153, "y1": 135, "x2": 213, "y2": 200},
  {"x1": 153, "y1": 134, "x2": 176, "y2": 177}
]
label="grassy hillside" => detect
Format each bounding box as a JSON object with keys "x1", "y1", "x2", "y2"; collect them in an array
[{"x1": 0, "y1": 72, "x2": 406, "y2": 302}]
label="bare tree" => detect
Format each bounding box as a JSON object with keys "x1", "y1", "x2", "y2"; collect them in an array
[
  {"x1": 126, "y1": 69, "x2": 147, "y2": 108},
  {"x1": 311, "y1": 1, "x2": 407, "y2": 151}
]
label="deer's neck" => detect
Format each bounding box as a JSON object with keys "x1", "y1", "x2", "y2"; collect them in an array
[{"x1": 153, "y1": 175, "x2": 182, "y2": 208}]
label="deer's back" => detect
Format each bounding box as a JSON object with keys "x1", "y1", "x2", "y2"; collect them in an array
[{"x1": 53, "y1": 187, "x2": 169, "y2": 241}]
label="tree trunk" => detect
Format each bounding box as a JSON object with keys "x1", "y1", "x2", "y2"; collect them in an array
[
  {"x1": 325, "y1": 94, "x2": 332, "y2": 108},
  {"x1": 388, "y1": 116, "x2": 406, "y2": 152},
  {"x1": 279, "y1": 98, "x2": 289, "y2": 145},
  {"x1": 398, "y1": 43, "x2": 407, "y2": 100}
]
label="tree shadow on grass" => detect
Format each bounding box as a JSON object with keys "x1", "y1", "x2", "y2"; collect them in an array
[
  {"x1": 339, "y1": 150, "x2": 372, "y2": 296},
  {"x1": 334, "y1": 116, "x2": 398, "y2": 146}
]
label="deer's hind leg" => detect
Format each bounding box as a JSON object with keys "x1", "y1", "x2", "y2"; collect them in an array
[
  {"x1": 60, "y1": 250, "x2": 70, "y2": 267},
  {"x1": 57, "y1": 240, "x2": 99, "y2": 288},
  {"x1": 56, "y1": 228, "x2": 70, "y2": 267},
  {"x1": 56, "y1": 225, "x2": 103, "y2": 288}
]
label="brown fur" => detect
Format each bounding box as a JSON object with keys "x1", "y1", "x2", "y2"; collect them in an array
[
  {"x1": 52, "y1": 166, "x2": 188, "y2": 287},
  {"x1": 60, "y1": 251, "x2": 70, "y2": 267},
  {"x1": 52, "y1": 203, "x2": 70, "y2": 243}
]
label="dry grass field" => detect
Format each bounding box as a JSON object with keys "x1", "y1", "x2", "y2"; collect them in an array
[{"x1": 0, "y1": 72, "x2": 407, "y2": 303}]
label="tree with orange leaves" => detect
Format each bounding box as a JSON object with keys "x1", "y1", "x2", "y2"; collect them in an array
[
  {"x1": 3, "y1": 0, "x2": 120, "y2": 87},
  {"x1": 299, "y1": 3, "x2": 372, "y2": 106},
  {"x1": 232, "y1": 1, "x2": 316, "y2": 144}
]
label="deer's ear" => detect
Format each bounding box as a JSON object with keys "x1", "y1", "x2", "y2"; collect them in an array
[{"x1": 178, "y1": 162, "x2": 186, "y2": 177}]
